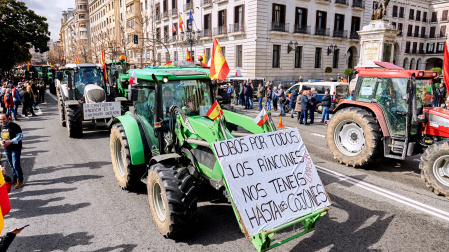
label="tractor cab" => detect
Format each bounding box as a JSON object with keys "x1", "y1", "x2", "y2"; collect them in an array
[{"x1": 60, "y1": 63, "x2": 106, "y2": 102}]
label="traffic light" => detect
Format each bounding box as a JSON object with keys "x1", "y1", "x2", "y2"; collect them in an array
[{"x1": 133, "y1": 34, "x2": 138, "y2": 44}]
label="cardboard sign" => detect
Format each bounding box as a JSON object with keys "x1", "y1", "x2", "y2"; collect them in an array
[
  {"x1": 83, "y1": 102, "x2": 121, "y2": 120},
  {"x1": 212, "y1": 128, "x2": 331, "y2": 236}
]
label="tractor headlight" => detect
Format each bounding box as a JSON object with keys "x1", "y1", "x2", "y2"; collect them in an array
[{"x1": 162, "y1": 76, "x2": 168, "y2": 83}]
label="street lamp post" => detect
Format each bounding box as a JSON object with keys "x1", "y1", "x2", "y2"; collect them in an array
[{"x1": 180, "y1": 29, "x2": 201, "y2": 53}]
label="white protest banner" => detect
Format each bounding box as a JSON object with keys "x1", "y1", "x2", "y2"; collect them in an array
[
  {"x1": 83, "y1": 102, "x2": 121, "y2": 120},
  {"x1": 212, "y1": 128, "x2": 331, "y2": 236}
]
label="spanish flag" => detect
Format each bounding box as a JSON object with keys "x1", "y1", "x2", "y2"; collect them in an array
[
  {"x1": 101, "y1": 45, "x2": 107, "y2": 82},
  {"x1": 75, "y1": 56, "x2": 80, "y2": 63},
  {"x1": 206, "y1": 101, "x2": 223, "y2": 120},
  {"x1": 186, "y1": 49, "x2": 193, "y2": 62},
  {"x1": 210, "y1": 38, "x2": 230, "y2": 81},
  {"x1": 202, "y1": 50, "x2": 207, "y2": 67},
  {"x1": 0, "y1": 173, "x2": 11, "y2": 233},
  {"x1": 179, "y1": 14, "x2": 184, "y2": 32},
  {"x1": 27, "y1": 61, "x2": 30, "y2": 71}
]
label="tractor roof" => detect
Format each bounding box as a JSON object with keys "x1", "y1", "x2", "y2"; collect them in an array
[
  {"x1": 357, "y1": 61, "x2": 438, "y2": 78},
  {"x1": 124, "y1": 66, "x2": 210, "y2": 81},
  {"x1": 64, "y1": 63, "x2": 103, "y2": 69}
]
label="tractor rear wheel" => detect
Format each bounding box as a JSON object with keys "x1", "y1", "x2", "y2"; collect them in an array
[
  {"x1": 147, "y1": 163, "x2": 198, "y2": 238},
  {"x1": 327, "y1": 107, "x2": 382, "y2": 167},
  {"x1": 420, "y1": 141, "x2": 449, "y2": 198},
  {"x1": 65, "y1": 106, "x2": 83, "y2": 138},
  {"x1": 57, "y1": 91, "x2": 66, "y2": 127},
  {"x1": 110, "y1": 123, "x2": 144, "y2": 190}
]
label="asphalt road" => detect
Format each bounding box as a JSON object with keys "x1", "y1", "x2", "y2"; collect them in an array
[{"x1": 3, "y1": 96, "x2": 449, "y2": 252}]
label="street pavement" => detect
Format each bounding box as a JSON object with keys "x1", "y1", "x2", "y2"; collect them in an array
[{"x1": 2, "y1": 96, "x2": 449, "y2": 251}]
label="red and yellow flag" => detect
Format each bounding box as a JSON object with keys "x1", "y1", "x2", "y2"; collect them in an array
[
  {"x1": 27, "y1": 61, "x2": 30, "y2": 71},
  {"x1": 186, "y1": 49, "x2": 193, "y2": 62},
  {"x1": 179, "y1": 14, "x2": 184, "y2": 32},
  {"x1": 444, "y1": 41, "x2": 449, "y2": 90},
  {"x1": 202, "y1": 50, "x2": 207, "y2": 67},
  {"x1": 206, "y1": 101, "x2": 223, "y2": 120},
  {"x1": 165, "y1": 61, "x2": 173, "y2": 65},
  {"x1": 0, "y1": 173, "x2": 11, "y2": 233},
  {"x1": 101, "y1": 45, "x2": 107, "y2": 82},
  {"x1": 75, "y1": 56, "x2": 80, "y2": 63},
  {"x1": 210, "y1": 38, "x2": 230, "y2": 81}
]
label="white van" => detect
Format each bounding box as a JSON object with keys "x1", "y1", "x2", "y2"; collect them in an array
[{"x1": 285, "y1": 81, "x2": 350, "y2": 112}]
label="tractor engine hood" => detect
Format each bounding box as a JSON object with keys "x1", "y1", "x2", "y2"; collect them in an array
[
  {"x1": 84, "y1": 84, "x2": 106, "y2": 103},
  {"x1": 422, "y1": 107, "x2": 449, "y2": 138}
]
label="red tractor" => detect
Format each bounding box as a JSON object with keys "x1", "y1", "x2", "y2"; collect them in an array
[{"x1": 326, "y1": 62, "x2": 449, "y2": 198}]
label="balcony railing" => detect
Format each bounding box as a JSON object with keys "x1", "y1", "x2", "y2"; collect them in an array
[
  {"x1": 431, "y1": 18, "x2": 437, "y2": 23},
  {"x1": 170, "y1": 8, "x2": 178, "y2": 16},
  {"x1": 416, "y1": 16, "x2": 421, "y2": 22},
  {"x1": 414, "y1": 32, "x2": 419, "y2": 37},
  {"x1": 213, "y1": 0, "x2": 228, "y2": 3},
  {"x1": 412, "y1": 48, "x2": 417, "y2": 54},
  {"x1": 352, "y1": 0, "x2": 365, "y2": 8},
  {"x1": 420, "y1": 34, "x2": 429, "y2": 38},
  {"x1": 155, "y1": 14, "x2": 161, "y2": 22},
  {"x1": 214, "y1": 26, "x2": 227, "y2": 35},
  {"x1": 419, "y1": 50, "x2": 425, "y2": 54},
  {"x1": 405, "y1": 48, "x2": 410, "y2": 53},
  {"x1": 349, "y1": 31, "x2": 360, "y2": 39},
  {"x1": 203, "y1": 29, "x2": 212, "y2": 37},
  {"x1": 201, "y1": 0, "x2": 213, "y2": 7},
  {"x1": 427, "y1": 50, "x2": 435, "y2": 54},
  {"x1": 184, "y1": 2, "x2": 193, "y2": 11},
  {"x1": 162, "y1": 11, "x2": 169, "y2": 19},
  {"x1": 333, "y1": 29, "x2": 347, "y2": 38},
  {"x1": 271, "y1": 22, "x2": 289, "y2": 32},
  {"x1": 315, "y1": 27, "x2": 330, "y2": 36},
  {"x1": 409, "y1": 15, "x2": 414, "y2": 20},
  {"x1": 294, "y1": 25, "x2": 311, "y2": 34},
  {"x1": 407, "y1": 32, "x2": 413, "y2": 37},
  {"x1": 335, "y1": 0, "x2": 348, "y2": 5},
  {"x1": 229, "y1": 23, "x2": 245, "y2": 33},
  {"x1": 399, "y1": 13, "x2": 404, "y2": 18},
  {"x1": 422, "y1": 18, "x2": 428, "y2": 23}
]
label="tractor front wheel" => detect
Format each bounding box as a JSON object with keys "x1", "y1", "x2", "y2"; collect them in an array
[
  {"x1": 147, "y1": 163, "x2": 198, "y2": 238},
  {"x1": 327, "y1": 107, "x2": 382, "y2": 167},
  {"x1": 420, "y1": 141, "x2": 449, "y2": 198},
  {"x1": 65, "y1": 106, "x2": 83, "y2": 138},
  {"x1": 110, "y1": 123, "x2": 144, "y2": 190}
]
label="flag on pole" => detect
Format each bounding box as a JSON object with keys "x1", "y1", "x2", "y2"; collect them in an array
[
  {"x1": 0, "y1": 173, "x2": 11, "y2": 233},
  {"x1": 186, "y1": 48, "x2": 193, "y2": 62},
  {"x1": 210, "y1": 38, "x2": 230, "y2": 81},
  {"x1": 75, "y1": 56, "x2": 80, "y2": 63},
  {"x1": 253, "y1": 109, "x2": 269, "y2": 126},
  {"x1": 179, "y1": 14, "x2": 184, "y2": 32},
  {"x1": 206, "y1": 101, "x2": 223, "y2": 120},
  {"x1": 189, "y1": 11, "x2": 194, "y2": 23},
  {"x1": 444, "y1": 41, "x2": 449, "y2": 89},
  {"x1": 129, "y1": 70, "x2": 138, "y2": 85},
  {"x1": 27, "y1": 61, "x2": 30, "y2": 71},
  {"x1": 202, "y1": 50, "x2": 207, "y2": 67},
  {"x1": 172, "y1": 23, "x2": 177, "y2": 35},
  {"x1": 101, "y1": 45, "x2": 107, "y2": 82}
]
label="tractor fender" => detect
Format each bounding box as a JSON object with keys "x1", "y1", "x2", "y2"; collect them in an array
[
  {"x1": 113, "y1": 115, "x2": 151, "y2": 166},
  {"x1": 149, "y1": 153, "x2": 182, "y2": 167},
  {"x1": 334, "y1": 100, "x2": 391, "y2": 137}
]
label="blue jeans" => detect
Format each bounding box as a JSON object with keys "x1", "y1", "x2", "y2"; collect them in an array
[
  {"x1": 280, "y1": 104, "x2": 285, "y2": 115},
  {"x1": 258, "y1": 98, "x2": 263, "y2": 110},
  {"x1": 300, "y1": 110, "x2": 308, "y2": 124},
  {"x1": 244, "y1": 95, "x2": 250, "y2": 108},
  {"x1": 249, "y1": 97, "x2": 254, "y2": 108},
  {"x1": 6, "y1": 107, "x2": 17, "y2": 119},
  {"x1": 321, "y1": 106, "x2": 330, "y2": 121},
  {"x1": 267, "y1": 99, "x2": 272, "y2": 110},
  {"x1": 5, "y1": 149, "x2": 23, "y2": 182},
  {"x1": 309, "y1": 106, "x2": 316, "y2": 123}
]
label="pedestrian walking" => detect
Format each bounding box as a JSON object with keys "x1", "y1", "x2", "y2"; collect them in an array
[
  {"x1": 289, "y1": 89, "x2": 299, "y2": 118},
  {"x1": 3, "y1": 89, "x2": 17, "y2": 121},
  {"x1": 266, "y1": 86, "x2": 272, "y2": 111},
  {"x1": 257, "y1": 84, "x2": 265, "y2": 111},
  {"x1": 227, "y1": 84, "x2": 233, "y2": 104},
  {"x1": 309, "y1": 88, "x2": 318, "y2": 124},
  {"x1": 249, "y1": 81, "x2": 254, "y2": 109},
  {"x1": 0, "y1": 113, "x2": 24, "y2": 188},
  {"x1": 12, "y1": 85, "x2": 21, "y2": 118},
  {"x1": 321, "y1": 89, "x2": 331, "y2": 123},
  {"x1": 244, "y1": 82, "x2": 253, "y2": 109},
  {"x1": 300, "y1": 90, "x2": 310, "y2": 125},
  {"x1": 272, "y1": 87, "x2": 278, "y2": 111},
  {"x1": 0, "y1": 84, "x2": 6, "y2": 114},
  {"x1": 275, "y1": 84, "x2": 286, "y2": 116},
  {"x1": 238, "y1": 83, "x2": 244, "y2": 106},
  {"x1": 294, "y1": 90, "x2": 303, "y2": 122},
  {"x1": 38, "y1": 81, "x2": 46, "y2": 103},
  {"x1": 23, "y1": 86, "x2": 36, "y2": 116}
]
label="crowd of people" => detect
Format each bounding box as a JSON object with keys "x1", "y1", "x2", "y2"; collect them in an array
[{"x1": 227, "y1": 80, "x2": 331, "y2": 125}]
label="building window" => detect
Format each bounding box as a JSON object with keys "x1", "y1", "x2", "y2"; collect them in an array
[
  {"x1": 272, "y1": 4, "x2": 286, "y2": 25},
  {"x1": 334, "y1": 14, "x2": 344, "y2": 31},
  {"x1": 234, "y1": 5, "x2": 244, "y2": 32},
  {"x1": 392, "y1": 6, "x2": 398, "y2": 17},
  {"x1": 272, "y1": 45, "x2": 280, "y2": 68},
  {"x1": 399, "y1": 7, "x2": 404, "y2": 18},
  {"x1": 205, "y1": 48, "x2": 211, "y2": 61},
  {"x1": 295, "y1": 7, "x2": 307, "y2": 30},
  {"x1": 419, "y1": 43, "x2": 424, "y2": 53},
  {"x1": 294, "y1": 46, "x2": 302, "y2": 68},
  {"x1": 405, "y1": 41, "x2": 410, "y2": 53},
  {"x1": 443, "y1": 10, "x2": 448, "y2": 21},
  {"x1": 430, "y1": 26, "x2": 436, "y2": 38},
  {"x1": 409, "y1": 9, "x2": 414, "y2": 20},
  {"x1": 221, "y1": 47, "x2": 225, "y2": 57},
  {"x1": 315, "y1": 48, "x2": 322, "y2": 68},
  {"x1": 441, "y1": 25, "x2": 446, "y2": 37},
  {"x1": 431, "y1": 11, "x2": 437, "y2": 22},
  {"x1": 414, "y1": 26, "x2": 419, "y2": 37},
  {"x1": 412, "y1": 42, "x2": 417, "y2": 53},
  {"x1": 392, "y1": 22, "x2": 396, "y2": 29},
  {"x1": 437, "y1": 42, "x2": 445, "y2": 53},
  {"x1": 407, "y1": 25, "x2": 413, "y2": 36},
  {"x1": 218, "y1": 9, "x2": 227, "y2": 34},
  {"x1": 423, "y1": 12, "x2": 427, "y2": 22},
  {"x1": 204, "y1": 14, "x2": 211, "y2": 36},
  {"x1": 333, "y1": 49, "x2": 339, "y2": 68},
  {"x1": 421, "y1": 27, "x2": 426, "y2": 37},
  {"x1": 427, "y1": 43, "x2": 435, "y2": 53},
  {"x1": 316, "y1": 11, "x2": 327, "y2": 29},
  {"x1": 236, "y1": 45, "x2": 243, "y2": 67},
  {"x1": 416, "y1": 10, "x2": 421, "y2": 21}
]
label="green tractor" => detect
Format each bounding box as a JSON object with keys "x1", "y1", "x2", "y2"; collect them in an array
[
  {"x1": 42, "y1": 65, "x2": 57, "y2": 94},
  {"x1": 106, "y1": 57, "x2": 134, "y2": 100},
  {"x1": 55, "y1": 63, "x2": 128, "y2": 138},
  {"x1": 109, "y1": 64, "x2": 329, "y2": 251}
]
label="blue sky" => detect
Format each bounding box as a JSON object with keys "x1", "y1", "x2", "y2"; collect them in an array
[{"x1": 21, "y1": 0, "x2": 74, "y2": 41}]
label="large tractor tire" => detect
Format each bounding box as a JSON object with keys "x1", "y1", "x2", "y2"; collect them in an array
[
  {"x1": 57, "y1": 91, "x2": 66, "y2": 127},
  {"x1": 327, "y1": 107, "x2": 382, "y2": 167},
  {"x1": 65, "y1": 106, "x2": 83, "y2": 138},
  {"x1": 420, "y1": 141, "x2": 449, "y2": 198},
  {"x1": 147, "y1": 163, "x2": 198, "y2": 238},
  {"x1": 110, "y1": 123, "x2": 144, "y2": 190}
]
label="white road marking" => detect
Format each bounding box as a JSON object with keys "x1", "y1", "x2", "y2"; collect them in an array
[
  {"x1": 316, "y1": 165, "x2": 449, "y2": 222},
  {"x1": 312, "y1": 133, "x2": 326, "y2": 138}
]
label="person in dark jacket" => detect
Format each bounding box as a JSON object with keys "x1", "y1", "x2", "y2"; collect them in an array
[
  {"x1": 321, "y1": 89, "x2": 331, "y2": 123},
  {"x1": 309, "y1": 88, "x2": 318, "y2": 124},
  {"x1": 289, "y1": 89, "x2": 299, "y2": 118},
  {"x1": 300, "y1": 90, "x2": 310, "y2": 125},
  {"x1": 256, "y1": 84, "x2": 265, "y2": 111},
  {"x1": 243, "y1": 82, "x2": 253, "y2": 109},
  {"x1": 272, "y1": 87, "x2": 278, "y2": 111},
  {"x1": 23, "y1": 86, "x2": 36, "y2": 116}
]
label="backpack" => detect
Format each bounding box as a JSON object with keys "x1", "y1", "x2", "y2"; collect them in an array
[
  {"x1": 266, "y1": 90, "x2": 272, "y2": 99},
  {"x1": 5, "y1": 93, "x2": 12, "y2": 105}
]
